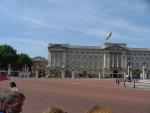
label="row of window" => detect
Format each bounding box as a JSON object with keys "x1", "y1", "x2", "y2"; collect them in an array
[
  {"x1": 130, "y1": 52, "x2": 150, "y2": 56},
  {"x1": 69, "y1": 51, "x2": 102, "y2": 54},
  {"x1": 130, "y1": 57, "x2": 150, "y2": 61},
  {"x1": 69, "y1": 55, "x2": 102, "y2": 60},
  {"x1": 131, "y1": 63, "x2": 149, "y2": 68}
]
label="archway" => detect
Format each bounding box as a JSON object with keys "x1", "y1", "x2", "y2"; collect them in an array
[
  {"x1": 50, "y1": 69, "x2": 61, "y2": 78},
  {"x1": 113, "y1": 70, "x2": 118, "y2": 78},
  {"x1": 65, "y1": 70, "x2": 72, "y2": 78}
]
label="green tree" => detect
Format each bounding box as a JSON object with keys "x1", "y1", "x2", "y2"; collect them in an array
[
  {"x1": 0, "y1": 44, "x2": 18, "y2": 70},
  {"x1": 17, "y1": 53, "x2": 32, "y2": 70}
]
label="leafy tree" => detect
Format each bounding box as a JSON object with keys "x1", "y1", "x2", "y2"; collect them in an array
[
  {"x1": 0, "y1": 45, "x2": 32, "y2": 71},
  {"x1": 17, "y1": 53, "x2": 32, "y2": 70},
  {"x1": 0, "y1": 44, "x2": 18, "y2": 70}
]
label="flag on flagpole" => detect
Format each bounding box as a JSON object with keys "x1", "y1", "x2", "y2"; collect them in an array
[{"x1": 106, "y1": 32, "x2": 112, "y2": 40}]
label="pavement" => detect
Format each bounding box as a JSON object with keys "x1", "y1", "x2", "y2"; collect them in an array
[
  {"x1": 138, "y1": 79, "x2": 150, "y2": 83},
  {"x1": 120, "y1": 79, "x2": 150, "y2": 90}
]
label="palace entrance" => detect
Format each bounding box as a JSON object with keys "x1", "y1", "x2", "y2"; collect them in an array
[{"x1": 113, "y1": 70, "x2": 118, "y2": 78}]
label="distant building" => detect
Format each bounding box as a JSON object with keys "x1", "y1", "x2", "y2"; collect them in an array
[
  {"x1": 31, "y1": 56, "x2": 47, "y2": 77},
  {"x1": 47, "y1": 43, "x2": 150, "y2": 79}
]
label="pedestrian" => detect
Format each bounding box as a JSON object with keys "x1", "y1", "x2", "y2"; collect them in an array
[{"x1": 10, "y1": 82, "x2": 18, "y2": 92}]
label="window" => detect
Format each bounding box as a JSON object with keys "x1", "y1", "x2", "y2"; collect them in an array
[
  {"x1": 134, "y1": 53, "x2": 136, "y2": 56},
  {"x1": 76, "y1": 51, "x2": 78, "y2": 54},
  {"x1": 95, "y1": 56, "x2": 97, "y2": 60},
  {"x1": 137, "y1": 63, "x2": 139, "y2": 68}
]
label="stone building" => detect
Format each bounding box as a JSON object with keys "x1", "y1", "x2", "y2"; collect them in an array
[
  {"x1": 31, "y1": 56, "x2": 47, "y2": 77},
  {"x1": 46, "y1": 43, "x2": 150, "y2": 79}
]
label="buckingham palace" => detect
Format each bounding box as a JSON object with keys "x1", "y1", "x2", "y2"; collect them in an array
[{"x1": 46, "y1": 43, "x2": 150, "y2": 79}]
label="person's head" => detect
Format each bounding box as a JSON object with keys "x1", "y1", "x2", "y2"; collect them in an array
[
  {"x1": 1, "y1": 91, "x2": 25, "y2": 113},
  {"x1": 43, "y1": 107, "x2": 67, "y2": 113},
  {"x1": 86, "y1": 105, "x2": 111, "y2": 113},
  {"x1": 10, "y1": 82, "x2": 17, "y2": 88}
]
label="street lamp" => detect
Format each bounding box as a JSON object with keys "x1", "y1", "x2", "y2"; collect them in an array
[{"x1": 128, "y1": 59, "x2": 131, "y2": 82}]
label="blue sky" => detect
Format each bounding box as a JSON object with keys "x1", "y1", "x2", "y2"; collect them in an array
[{"x1": 0, "y1": 0, "x2": 150, "y2": 58}]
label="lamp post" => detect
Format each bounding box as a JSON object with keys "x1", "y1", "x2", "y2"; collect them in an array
[{"x1": 128, "y1": 59, "x2": 131, "y2": 82}]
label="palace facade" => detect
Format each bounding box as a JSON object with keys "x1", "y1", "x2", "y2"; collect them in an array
[{"x1": 46, "y1": 43, "x2": 150, "y2": 79}]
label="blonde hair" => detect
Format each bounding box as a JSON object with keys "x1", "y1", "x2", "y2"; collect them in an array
[
  {"x1": 86, "y1": 105, "x2": 111, "y2": 113},
  {"x1": 43, "y1": 107, "x2": 67, "y2": 113}
]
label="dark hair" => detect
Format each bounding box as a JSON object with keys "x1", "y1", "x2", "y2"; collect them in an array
[{"x1": 10, "y1": 82, "x2": 17, "y2": 88}]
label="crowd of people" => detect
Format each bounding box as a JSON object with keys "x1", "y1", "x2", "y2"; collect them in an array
[{"x1": 0, "y1": 82, "x2": 111, "y2": 113}]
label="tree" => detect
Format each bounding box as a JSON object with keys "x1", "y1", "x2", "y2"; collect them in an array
[
  {"x1": 0, "y1": 45, "x2": 18, "y2": 70},
  {"x1": 17, "y1": 53, "x2": 32, "y2": 71}
]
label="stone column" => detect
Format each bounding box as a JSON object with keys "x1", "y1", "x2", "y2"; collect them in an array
[
  {"x1": 48, "y1": 52, "x2": 52, "y2": 66},
  {"x1": 62, "y1": 52, "x2": 66, "y2": 66},
  {"x1": 35, "y1": 69, "x2": 39, "y2": 78},
  {"x1": 124, "y1": 72, "x2": 126, "y2": 79},
  {"x1": 142, "y1": 65, "x2": 146, "y2": 79},
  {"x1": 107, "y1": 53, "x2": 110, "y2": 68},
  {"x1": 46, "y1": 68, "x2": 49, "y2": 77},
  {"x1": 98, "y1": 72, "x2": 101, "y2": 79},
  {"x1": 112, "y1": 53, "x2": 114, "y2": 67},
  {"x1": 117, "y1": 54, "x2": 118, "y2": 68},
  {"x1": 121, "y1": 54, "x2": 123, "y2": 68},
  {"x1": 104, "y1": 53, "x2": 106, "y2": 68},
  {"x1": 110, "y1": 53, "x2": 112, "y2": 68},
  {"x1": 72, "y1": 70, "x2": 75, "y2": 79},
  {"x1": 61, "y1": 70, "x2": 65, "y2": 78}
]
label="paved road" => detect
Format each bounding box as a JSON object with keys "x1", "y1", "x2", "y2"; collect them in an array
[{"x1": 0, "y1": 78, "x2": 150, "y2": 113}]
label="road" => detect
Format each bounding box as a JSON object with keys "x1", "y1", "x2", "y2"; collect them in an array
[{"x1": 0, "y1": 78, "x2": 150, "y2": 113}]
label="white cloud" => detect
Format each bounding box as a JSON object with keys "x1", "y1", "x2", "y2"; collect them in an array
[
  {"x1": 0, "y1": 0, "x2": 150, "y2": 57},
  {"x1": 0, "y1": 37, "x2": 48, "y2": 47}
]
